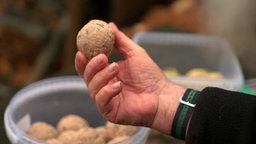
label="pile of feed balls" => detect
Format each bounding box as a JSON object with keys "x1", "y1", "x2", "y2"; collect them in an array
[{"x1": 27, "y1": 114, "x2": 138, "y2": 144}]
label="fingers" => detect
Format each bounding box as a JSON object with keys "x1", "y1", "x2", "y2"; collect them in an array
[
  {"x1": 87, "y1": 62, "x2": 119, "y2": 99},
  {"x1": 95, "y1": 81, "x2": 121, "y2": 118},
  {"x1": 84, "y1": 54, "x2": 108, "y2": 84},
  {"x1": 75, "y1": 51, "x2": 120, "y2": 103},
  {"x1": 109, "y1": 22, "x2": 146, "y2": 58},
  {"x1": 74, "y1": 52, "x2": 109, "y2": 85},
  {"x1": 75, "y1": 51, "x2": 87, "y2": 76}
]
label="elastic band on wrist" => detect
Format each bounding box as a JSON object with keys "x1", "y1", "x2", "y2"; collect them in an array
[{"x1": 171, "y1": 88, "x2": 200, "y2": 140}]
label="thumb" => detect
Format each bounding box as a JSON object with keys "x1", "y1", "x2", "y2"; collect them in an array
[{"x1": 109, "y1": 22, "x2": 145, "y2": 58}]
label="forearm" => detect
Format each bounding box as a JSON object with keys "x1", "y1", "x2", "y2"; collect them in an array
[
  {"x1": 154, "y1": 86, "x2": 256, "y2": 143},
  {"x1": 186, "y1": 87, "x2": 256, "y2": 144}
]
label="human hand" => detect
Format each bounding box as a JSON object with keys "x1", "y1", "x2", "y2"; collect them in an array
[{"x1": 75, "y1": 22, "x2": 185, "y2": 134}]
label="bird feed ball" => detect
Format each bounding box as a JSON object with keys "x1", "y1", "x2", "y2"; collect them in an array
[
  {"x1": 27, "y1": 121, "x2": 58, "y2": 141},
  {"x1": 76, "y1": 19, "x2": 115, "y2": 60}
]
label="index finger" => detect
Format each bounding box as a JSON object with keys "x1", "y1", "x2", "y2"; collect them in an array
[{"x1": 75, "y1": 51, "x2": 88, "y2": 76}]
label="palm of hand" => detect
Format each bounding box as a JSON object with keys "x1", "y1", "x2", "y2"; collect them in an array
[{"x1": 109, "y1": 54, "x2": 166, "y2": 126}]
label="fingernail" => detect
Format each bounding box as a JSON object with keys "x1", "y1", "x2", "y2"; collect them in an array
[
  {"x1": 112, "y1": 81, "x2": 121, "y2": 89},
  {"x1": 108, "y1": 63, "x2": 117, "y2": 73},
  {"x1": 96, "y1": 55, "x2": 104, "y2": 64}
]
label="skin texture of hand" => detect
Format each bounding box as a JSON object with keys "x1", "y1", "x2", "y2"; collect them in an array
[{"x1": 75, "y1": 22, "x2": 186, "y2": 134}]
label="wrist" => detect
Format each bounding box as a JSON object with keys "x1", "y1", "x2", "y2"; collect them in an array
[{"x1": 151, "y1": 80, "x2": 186, "y2": 134}]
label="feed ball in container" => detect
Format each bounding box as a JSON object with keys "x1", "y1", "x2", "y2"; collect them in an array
[
  {"x1": 46, "y1": 139, "x2": 63, "y2": 144},
  {"x1": 57, "y1": 130, "x2": 77, "y2": 144},
  {"x1": 74, "y1": 127, "x2": 105, "y2": 144},
  {"x1": 107, "y1": 135, "x2": 130, "y2": 144},
  {"x1": 186, "y1": 68, "x2": 223, "y2": 79},
  {"x1": 57, "y1": 114, "x2": 89, "y2": 132},
  {"x1": 105, "y1": 121, "x2": 138, "y2": 140},
  {"x1": 27, "y1": 121, "x2": 58, "y2": 141},
  {"x1": 95, "y1": 126, "x2": 108, "y2": 141},
  {"x1": 76, "y1": 19, "x2": 115, "y2": 60}
]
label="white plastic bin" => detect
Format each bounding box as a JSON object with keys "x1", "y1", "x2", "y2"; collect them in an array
[
  {"x1": 4, "y1": 76, "x2": 150, "y2": 144},
  {"x1": 132, "y1": 32, "x2": 244, "y2": 91}
]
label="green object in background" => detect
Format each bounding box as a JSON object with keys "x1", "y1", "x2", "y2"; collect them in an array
[{"x1": 240, "y1": 85, "x2": 256, "y2": 96}]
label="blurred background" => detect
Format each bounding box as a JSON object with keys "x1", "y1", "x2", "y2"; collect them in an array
[{"x1": 0, "y1": 0, "x2": 255, "y2": 143}]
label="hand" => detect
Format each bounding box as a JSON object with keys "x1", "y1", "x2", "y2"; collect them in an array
[{"x1": 75, "y1": 22, "x2": 185, "y2": 134}]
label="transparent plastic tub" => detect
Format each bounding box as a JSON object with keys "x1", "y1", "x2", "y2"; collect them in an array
[
  {"x1": 242, "y1": 79, "x2": 256, "y2": 95},
  {"x1": 4, "y1": 76, "x2": 150, "y2": 144},
  {"x1": 132, "y1": 32, "x2": 244, "y2": 91}
]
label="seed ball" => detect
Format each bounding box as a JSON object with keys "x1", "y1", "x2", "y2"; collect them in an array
[
  {"x1": 57, "y1": 130, "x2": 77, "y2": 144},
  {"x1": 27, "y1": 121, "x2": 58, "y2": 141},
  {"x1": 57, "y1": 114, "x2": 89, "y2": 132},
  {"x1": 46, "y1": 139, "x2": 63, "y2": 144},
  {"x1": 208, "y1": 72, "x2": 223, "y2": 79},
  {"x1": 75, "y1": 127, "x2": 105, "y2": 144},
  {"x1": 105, "y1": 121, "x2": 138, "y2": 140},
  {"x1": 95, "y1": 126, "x2": 108, "y2": 141},
  {"x1": 107, "y1": 135, "x2": 130, "y2": 144},
  {"x1": 186, "y1": 68, "x2": 209, "y2": 78},
  {"x1": 76, "y1": 19, "x2": 115, "y2": 60}
]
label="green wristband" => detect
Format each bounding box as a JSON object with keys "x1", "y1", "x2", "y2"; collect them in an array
[{"x1": 171, "y1": 88, "x2": 200, "y2": 140}]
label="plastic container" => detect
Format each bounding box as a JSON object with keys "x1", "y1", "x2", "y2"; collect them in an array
[
  {"x1": 132, "y1": 32, "x2": 244, "y2": 91},
  {"x1": 4, "y1": 76, "x2": 150, "y2": 144},
  {"x1": 241, "y1": 79, "x2": 256, "y2": 95}
]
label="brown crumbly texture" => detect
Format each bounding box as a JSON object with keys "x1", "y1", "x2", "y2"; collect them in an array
[
  {"x1": 186, "y1": 68, "x2": 223, "y2": 79},
  {"x1": 76, "y1": 19, "x2": 115, "y2": 60},
  {"x1": 74, "y1": 127, "x2": 106, "y2": 144},
  {"x1": 46, "y1": 139, "x2": 63, "y2": 144},
  {"x1": 107, "y1": 135, "x2": 131, "y2": 144},
  {"x1": 105, "y1": 121, "x2": 138, "y2": 140},
  {"x1": 27, "y1": 114, "x2": 138, "y2": 144},
  {"x1": 95, "y1": 126, "x2": 108, "y2": 141},
  {"x1": 93, "y1": 137, "x2": 107, "y2": 144},
  {"x1": 57, "y1": 130, "x2": 77, "y2": 144},
  {"x1": 57, "y1": 114, "x2": 89, "y2": 132},
  {"x1": 27, "y1": 121, "x2": 58, "y2": 141}
]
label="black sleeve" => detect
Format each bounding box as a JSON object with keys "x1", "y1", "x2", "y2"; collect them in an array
[{"x1": 186, "y1": 87, "x2": 256, "y2": 144}]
